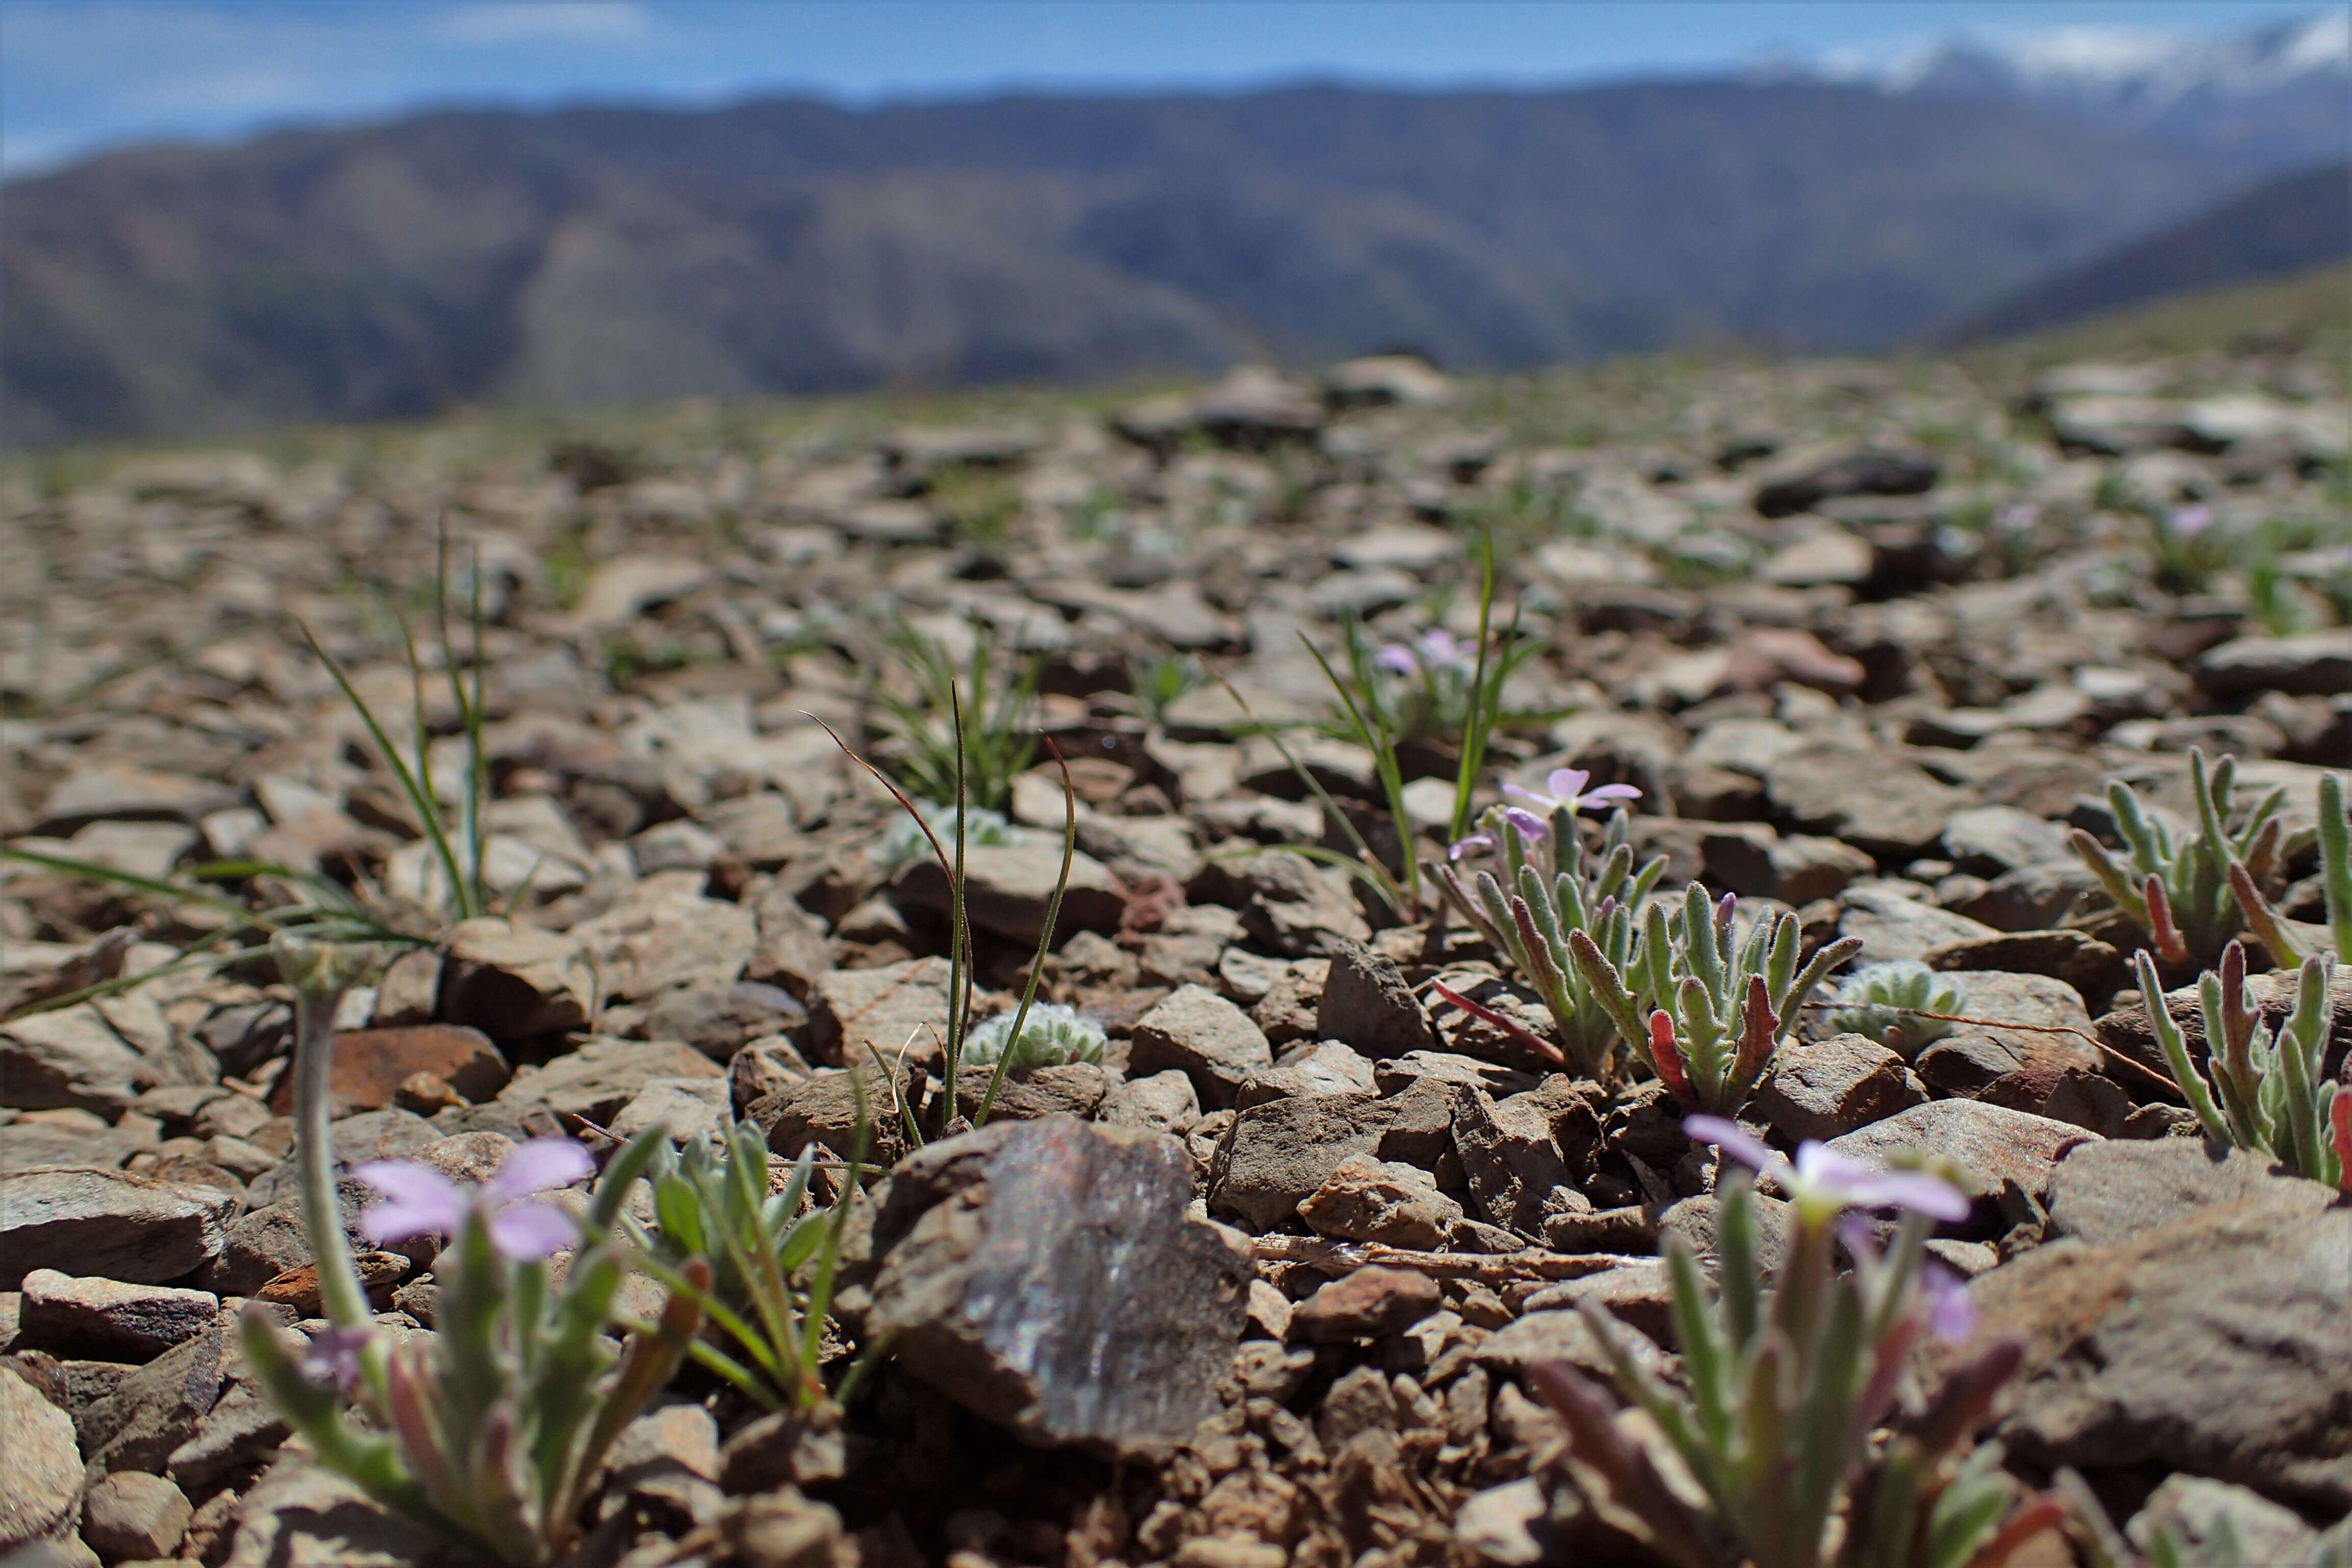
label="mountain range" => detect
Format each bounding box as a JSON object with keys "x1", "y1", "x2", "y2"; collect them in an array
[{"x1": 5, "y1": 14, "x2": 2341, "y2": 449}]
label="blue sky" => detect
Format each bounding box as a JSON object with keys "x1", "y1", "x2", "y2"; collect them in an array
[{"x1": 1, "y1": 1, "x2": 2319, "y2": 174}]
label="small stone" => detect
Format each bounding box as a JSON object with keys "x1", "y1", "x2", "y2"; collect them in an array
[
  {"x1": 1921, "y1": 930, "x2": 2129, "y2": 1013},
  {"x1": 438, "y1": 919, "x2": 594, "y2": 1039},
  {"x1": 497, "y1": 1035, "x2": 723, "y2": 1123},
  {"x1": 1823, "y1": 1100, "x2": 2098, "y2": 1212},
  {"x1": 1298, "y1": 1153, "x2": 1465, "y2": 1248},
  {"x1": 76, "y1": 1319, "x2": 224, "y2": 1474},
  {"x1": 36, "y1": 765, "x2": 239, "y2": 835},
  {"x1": 1768, "y1": 749, "x2": 1976, "y2": 859},
  {"x1": 0, "y1": 1365, "x2": 82, "y2": 1551},
  {"x1": 222, "y1": 1458, "x2": 463, "y2": 1568},
  {"x1": 610, "y1": 1076, "x2": 732, "y2": 1148},
  {"x1": 1210, "y1": 1092, "x2": 1390, "y2": 1230},
  {"x1": 1316, "y1": 940, "x2": 1435, "y2": 1059},
  {"x1": 1837, "y1": 883, "x2": 2000, "y2": 963},
  {"x1": 2046, "y1": 1138, "x2": 2337, "y2": 1248},
  {"x1": 571, "y1": 891, "x2": 757, "y2": 1001},
  {"x1": 1238, "y1": 1040, "x2": 1377, "y2": 1107},
  {"x1": 82, "y1": 1471, "x2": 191, "y2": 1561},
  {"x1": 952, "y1": 1062, "x2": 1111, "y2": 1123},
  {"x1": 1752, "y1": 447, "x2": 1937, "y2": 518},
  {"x1": 642, "y1": 981, "x2": 806, "y2": 1063},
  {"x1": 1704, "y1": 830, "x2": 1874, "y2": 905},
  {"x1": 0, "y1": 1169, "x2": 232, "y2": 1289},
  {"x1": 0, "y1": 1007, "x2": 149, "y2": 1114},
  {"x1": 891, "y1": 843, "x2": 1125, "y2": 944},
  {"x1": 1286, "y1": 1266, "x2": 1442, "y2": 1343},
  {"x1": 1129, "y1": 985, "x2": 1274, "y2": 1110},
  {"x1": 1753, "y1": 1034, "x2": 1927, "y2": 1142},
  {"x1": 1941, "y1": 805, "x2": 2073, "y2": 876},
  {"x1": 17, "y1": 1271, "x2": 218, "y2": 1361},
  {"x1": 805, "y1": 958, "x2": 954, "y2": 1069},
  {"x1": 748, "y1": 1063, "x2": 915, "y2": 1171},
  {"x1": 1451, "y1": 1085, "x2": 1594, "y2": 1236},
  {"x1": 263, "y1": 1025, "x2": 508, "y2": 1117},
  {"x1": 1095, "y1": 1069, "x2": 1199, "y2": 1137},
  {"x1": 2131, "y1": 1476, "x2": 2317, "y2": 1568},
  {"x1": 2194, "y1": 631, "x2": 2352, "y2": 697},
  {"x1": 1523, "y1": 1259, "x2": 1676, "y2": 1346},
  {"x1": 867, "y1": 1116, "x2": 1250, "y2": 1451}
]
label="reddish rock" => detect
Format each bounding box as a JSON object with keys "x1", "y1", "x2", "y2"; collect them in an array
[
  {"x1": 1287, "y1": 1265, "x2": 1443, "y2": 1344},
  {"x1": 267, "y1": 1025, "x2": 508, "y2": 1116}
]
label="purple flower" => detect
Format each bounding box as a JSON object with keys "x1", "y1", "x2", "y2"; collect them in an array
[
  {"x1": 1375, "y1": 629, "x2": 1472, "y2": 677},
  {"x1": 1684, "y1": 1115, "x2": 1969, "y2": 1224},
  {"x1": 298, "y1": 1324, "x2": 374, "y2": 1390},
  {"x1": 1447, "y1": 831, "x2": 1494, "y2": 863},
  {"x1": 1374, "y1": 643, "x2": 1421, "y2": 676},
  {"x1": 1922, "y1": 1262, "x2": 1976, "y2": 1343},
  {"x1": 1994, "y1": 502, "x2": 2040, "y2": 534},
  {"x1": 1504, "y1": 767, "x2": 1643, "y2": 817},
  {"x1": 2168, "y1": 504, "x2": 2214, "y2": 538},
  {"x1": 353, "y1": 1138, "x2": 593, "y2": 1262}
]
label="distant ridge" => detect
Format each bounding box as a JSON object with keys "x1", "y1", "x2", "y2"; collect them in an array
[
  {"x1": 2, "y1": 80, "x2": 2262, "y2": 448},
  {"x1": 1950, "y1": 162, "x2": 2351, "y2": 344}
]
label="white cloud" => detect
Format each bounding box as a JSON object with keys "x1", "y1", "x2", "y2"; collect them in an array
[{"x1": 433, "y1": 2, "x2": 650, "y2": 45}]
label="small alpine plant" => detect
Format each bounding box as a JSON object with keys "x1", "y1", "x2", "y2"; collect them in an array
[
  {"x1": 962, "y1": 1000, "x2": 1108, "y2": 1069},
  {"x1": 1828, "y1": 962, "x2": 1968, "y2": 1053},
  {"x1": 626, "y1": 1113, "x2": 869, "y2": 1414},
  {"x1": 2070, "y1": 749, "x2": 2288, "y2": 967},
  {"x1": 1572, "y1": 885, "x2": 1862, "y2": 1116},
  {"x1": 1432, "y1": 799, "x2": 1669, "y2": 1084},
  {"x1": 240, "y1": 936, "x2": 699, "y2": 1566},
  {"x1": 2137, "y1": 943, "x2": 2350, "y2": 1193},
  {"x1": 1531, "y1": 1117, "x2": 2058, "y2": 1568}
]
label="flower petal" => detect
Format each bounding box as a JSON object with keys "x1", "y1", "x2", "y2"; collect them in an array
[
  {"x1": 1500, "y1": 782, "x2": 1551, "y2": 808},
  {"x1": 1374, "y1": 645, "x2": 1419, "y2": 675},
  {"x1": 483, "y1": 1199, "x2": 579, "y2": 1261},
  {"x1": 1584, "y1": 783, "x2": 1644, "y2": 804},
  {"x1": 484, "y1": 1138, "x2": 595, "y2": 1204},
  {"x1": 1548, "y1": 768, "x2": 1590, "y2": 801},
  {"x1": 1501, "y1": 806, "x2": 1551, "y2": 842},
  {"x1": 351, "y1": 1162, "x2": 464, "y2": 1242},
  {"x1": 1447, "y1": 832, "x2": 1493, "y2": 863},
  {"x1": 1683, "y1": 1116, "x2": 1784, "y2": 1180}
]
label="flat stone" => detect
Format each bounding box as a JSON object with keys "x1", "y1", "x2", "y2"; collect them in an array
[
  {"x1": 891, "y1": 843, "x2": 1125, "y2": 945},
  {"x1": 224, "y1": 1457, "x2": 486, "y2": 1568},
  {"x1": 1316, "y1": 940, "x2": 1435, "y2": 1060},
  {"x1": 1129, "y1": 985, "x2": 1273, "y2": 1110},
  {"x1": 1953, "y1": 1192, "x2": 2352, "y2": 1513},
  {"x1": 1238, "y1": 1040, "x2": 1377, "y2": 1107},
  {"x1": 571, "y1": 892, "x2": 757, "y2": 1001},
  {"x1": 1297, "y1": 1153, "x2": 1465, "y2": 1248},
  {"x1": 2194, "y1": 631, "x2": 2352, "y2": 697},
  {"x1": 497, "y1": 1035, "x2": 722, "y2": 1124},
  {"x1": 81, "y1": 1470, "x2": 191, "y2": 1561},
  {"x1": 1823, "y1": 1099, "x2": 2098, "y2": 1212},
  {"x1": 1452, "y1": 1087, "x2": 1586, "y2": 1236},
  {"x1": 2046, "y1": 1137, "x2": 2338, "y2": 1248},
  {"x1": 1922, "y1": 930, "x2": 2130, "y2": 1014},
  {"x1": 1752, "y1": 447, "x2": 1938, "y2": 518},
  {"x1": 952, "y1": 1062, "x2": 1112, "y2": 1123},
  {"x1": 1837, "y1": 883, "x2": 2000, "y2": 963},
  {"x1": 0, "y1": 1169, "x2": 232, "y2": 1289},
  {"x1": 610, "y1": 1075, "x2": 732, "y2": 1147},
  {"x1": 1767, "y1": 748, "x2": 1976, "y2": 859},
  {"x1": 866, "y1": 1116, "x2": 1250, "y2": 1451},
  {"x1": 18, "y1": 1271, "x2": 219, "y2": 1361},
  {"x1": 438, "y1": 919, "x2": 594, "y2": 1039},
  {"x1": 641, "y1": 980, "x2": 806, "y2": 1063},
  {"x1": 76, "y1": 1317, "x2": 224, "y2": 1474},
  {"x1": 263, "y1": 1025, "x2": 507, "y2": 1117},
  {"x1": 1704, "y1": 830, "x2": 1874, "y2": 905},
  {"x1": 0, "y1": 1365, "x2": 82, "y2": 1551},
  {"x1": 1095, "y1": 1069, "x2": 1199, "y2": 1137},
  {"x1": 1287, "y1": 1266, "x2": 1442, "y2": 1344},
  {"x1": 1523, "y1": 1259, "x2": 1676, "y2": 1348},
  {"x1": 1210, "y1": 1091, "x2": 1391, "y2": 1229},
  {"x1": 1911, "y1": 971, "x2": 2099, "y2": 1102},
  {"x1": 1752, "y1": 1034, "x2": 1927, "y2": 1142},
  {"x1": 36, "y1": 765, "x2": 240, "y2": 834},
  {"x1": 1941, "y1": 805, "x2": 2073, "y2": 876},
  {"x1": 0, "y1": 1006, "x2": 149, "y2": 1114},
  {"x1": 806, "y1": 958, "x2": 954, "y2": 1070}
]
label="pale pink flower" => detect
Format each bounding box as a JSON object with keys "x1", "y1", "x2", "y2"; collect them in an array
[
  {"x1": 353, "y1": 1138, "x2": 593, "y2": 1262},
  {"x1": 1684, "y1": 1115, "x2": 1969, "y2": 1223},
  {"x1": 1504, "y1": 767, "x2": 1642, "y2": 816}
]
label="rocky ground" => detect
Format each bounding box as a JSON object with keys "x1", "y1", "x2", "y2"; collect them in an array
[{"x1": 1, "y1": 335, "x2": 2347, "y2": 1568}]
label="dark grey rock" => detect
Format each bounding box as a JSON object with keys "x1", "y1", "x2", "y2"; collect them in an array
[
  {"x1": 2046, "y1": 1137, "x2": 2338, "y2": 1248},
  {"x1": 437, "y1": 918, "x2": 594, "y2": 1039},
  {"x1": 1767, "y1": 747, "x2": 1975, "y2": 858},
  {"x1": 865, "y1": 1115, "x2": 1250, "y2": 1452},
  {"x1": 76, "y1": 1317, "x2": 224, "y2": 1474},
  {"x1": 1209, "y1": 1091, "x2": 1391, "y2": 1229},
  {"x1": 0, "y1": 1169, "x2": 232, "y2": 1290},
  {"x1": 1316, "y1": 940, "x2": 1435, "y2": 1060},
  {"x1": 1961, "y1": 1193, "x2": 2352, "y2": 1513},
  {"x1": 2194, "y1": 631, "x2": 2352, "y2": 697},
  {"x1": 17, "y1": 1271, "x2": 218, "y2": 1362}
]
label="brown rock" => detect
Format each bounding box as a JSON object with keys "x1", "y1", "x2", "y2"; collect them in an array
[
  {"x1": 265, "y1": 1025, "x2": 507, "y2": 1116},
  {"x1": 1287, "y1": 1266, "x2": 1442, "y2": 1344}
]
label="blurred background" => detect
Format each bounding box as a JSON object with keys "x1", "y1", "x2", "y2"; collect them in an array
[{"x1": 3, "y1": 0, "x2": 2345, "y2": 450}]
